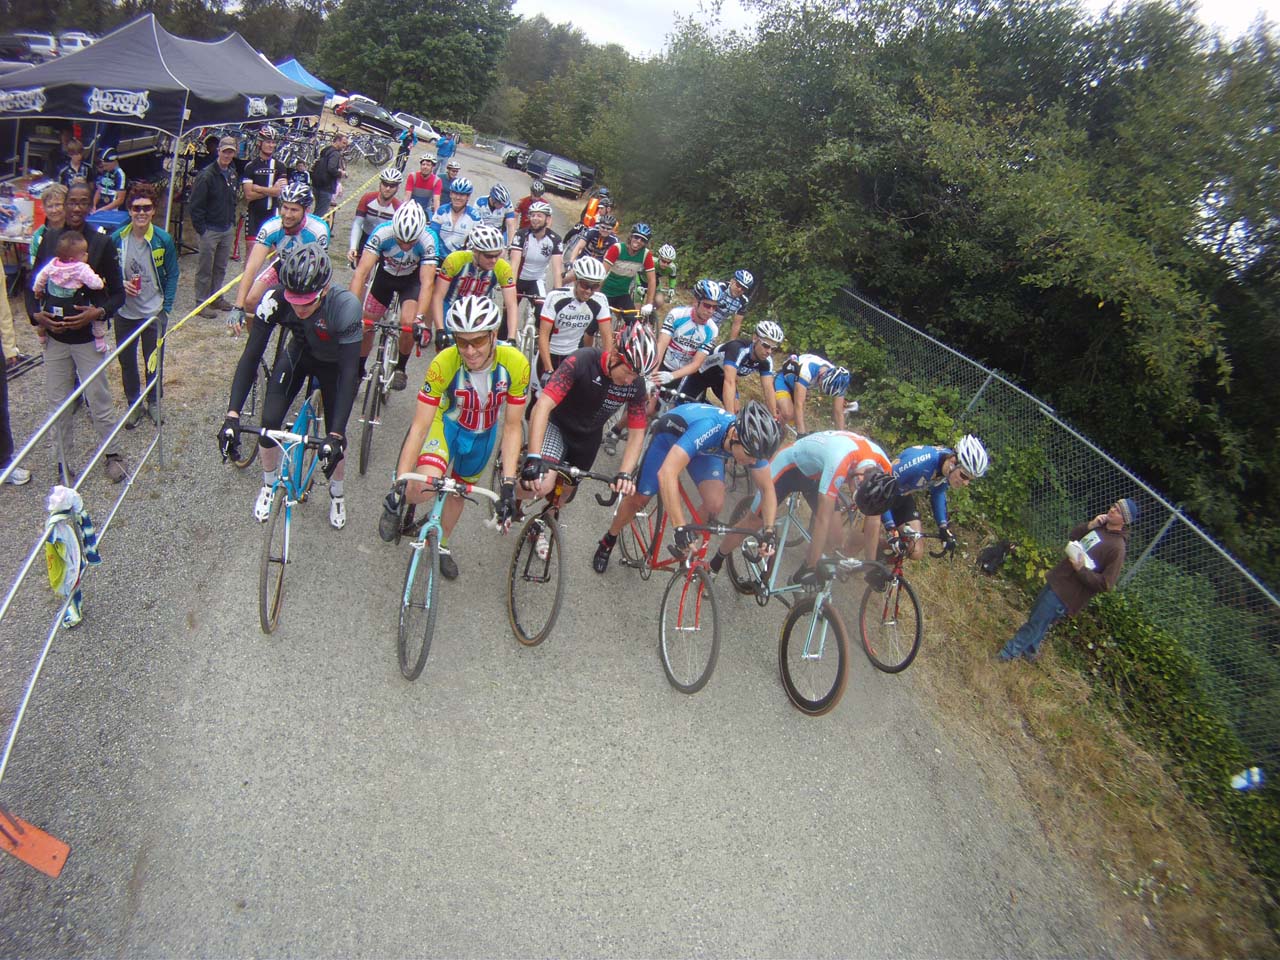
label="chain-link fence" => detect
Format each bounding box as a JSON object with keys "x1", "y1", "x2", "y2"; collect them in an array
[{"x1": 836, "y1": 287, "x2": 1280, "y2": 768}]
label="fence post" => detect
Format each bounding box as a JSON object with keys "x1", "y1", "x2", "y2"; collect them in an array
[
  {"x1": 964, "y1": 372, "x2": 995, "y2": 416},
  {"x1": 1120, "y1": 509, "x2": 1180, "y2": 588}
]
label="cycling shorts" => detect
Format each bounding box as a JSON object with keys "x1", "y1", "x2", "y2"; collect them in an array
[
  {"x1": 417, "y1": 415, "x2": 498, "y2": 483},
  {"x1": 363, "y1": 269, "x2": 422, "y2": 320},
  {"x1": 750, "y1": 461, "x2": 820, "y2": 515},
  {"x1": 255, "y1": 264, "x2": 280, "y2": 288},
  {"x1": 885, "y1": 491, "x2": 921, "y2": 528},
  {"x1": 516, "y1": 277, "x2": 543, "y2": 301},
  {"x1": 538, "y1": 420, "x2": 601, "y2": 473},
  {"x1": 636, "y1": 431, "x2": 725, "y2": 498}
]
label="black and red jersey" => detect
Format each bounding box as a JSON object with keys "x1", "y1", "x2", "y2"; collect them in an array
[{"x1": 543, "y1": 347, "x2": 648, "y2": 437}]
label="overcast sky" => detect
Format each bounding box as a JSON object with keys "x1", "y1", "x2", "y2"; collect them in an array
[{"x1": 510, "y1": 0, "x2": 1275, "y2": 59}]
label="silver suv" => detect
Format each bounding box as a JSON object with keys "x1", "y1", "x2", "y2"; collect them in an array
[{"x1": 14, "y1": 31, "x2": 58, "y2": 61}]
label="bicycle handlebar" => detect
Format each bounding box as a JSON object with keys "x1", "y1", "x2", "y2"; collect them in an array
[
  {"x1": 395, "y1": 472, "x2": 500, "y2": 502},
  {"x1": 234, "y1": 424, "x2": 324, "y2": 449}
]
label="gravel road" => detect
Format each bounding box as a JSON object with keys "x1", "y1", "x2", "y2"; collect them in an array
[{"x1": 0, "y1": 145, "x2": 1125, "y2": 957}]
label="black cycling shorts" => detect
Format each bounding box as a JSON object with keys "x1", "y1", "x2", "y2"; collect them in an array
[
  {"x1": 516, "y1": 277, "x2": 543, "y2": 302},
  {"x1": 606, "y1": 292, "x2": 635, "y2": 314},
  {"x1": 369, "y1": 267, "x2": 422, "y2": 309},
  {"x1": 260, "y1": 340, "x2": 342, "y2": 448},
  {"x1": 539, "y1": 420, "x2": 602, "y2": 473},
  {"x1": 772, "y1": 464, "x2": 821, "y2": 515},
  {"x1": 886, "y1": 491, "x2": 921, "y2": 527}
]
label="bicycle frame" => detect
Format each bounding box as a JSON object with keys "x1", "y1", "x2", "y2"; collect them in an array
[
  {"x1": 396, "y1": 471, "x2": 499, "y2": 590},
  {"x1": 618, "y1": 477, "x2": 705, "y2": 579}
]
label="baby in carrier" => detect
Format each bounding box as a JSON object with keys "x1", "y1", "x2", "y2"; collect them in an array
[{"x1": 33, "y1": 231, "x2": 108, "y2": 351}]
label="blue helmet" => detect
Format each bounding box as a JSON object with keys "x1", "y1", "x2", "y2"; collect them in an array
[
  {"x1": 734, "y1": 268, "x2": 755, "y2": 288},
  {"x1": 692, "y1": 278, "x2": 723, "y2": 303},
  {"x1": 489, "y1": 183, "x2": 510, "y2": 206},
  {"x1": 451, "y1": 177, "x2": 474, "y2": 196},
  {"x1": 817, "y1": 365, "x2": 851, "y2": 396},
  {"x1": 630, "y1": 222, "x2": 652, "y2": 241}
]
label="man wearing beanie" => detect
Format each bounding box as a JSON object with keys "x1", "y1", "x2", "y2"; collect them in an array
[{"x1": 998, "y1": 497, "x2": 1139, "y2": 662}]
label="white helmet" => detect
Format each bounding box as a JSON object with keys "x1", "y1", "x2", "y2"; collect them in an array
[
  {"x1": 391, "y1": 202, "x2": 426, "y2": 243},
  {"x1": 954, "y1": 434, "x2": 989, "y2": 478},
  {"x1": 467, "y1": 224, "x2": 505, "y2": 253},
  {"x1": 528, "y1": 201, "x2": 553, "y2": 216},
  {"x1": 658, "y1": 243, "x2": 676, "y2": 260},
  {"x1": 379, "y1": 166, "x2": 404, "y2": 185},
  {"x1": 447, "y1": 295, "x2": 502, "y2": 334},
  {"x1": 572, "y1": 257, "x2": 608, "y2": 284},
  {"x1": 754, "y1": 320, "x2": 784, "y2": 346}
]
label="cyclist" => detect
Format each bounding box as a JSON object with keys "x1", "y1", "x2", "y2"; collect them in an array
[
  {"x1": 404, "y1": 154, "x2": 443, "y2": 214},
  {"x1": 519, "y1": 324, "x2": 658, "y2": 522},
  {"x1": 537, "y1": 256, "x2": 613, "y2": 390},
  {"x1": 775, "y1": 353, "x2": 851, "y2": 435},
  {"x1": 348, "y1": 201, "x2": 439, "y2": 390},
  {"x1": 241, "y1": 125, "x2": 287, "y2": 249},
  {"x1": 514, "y1": 179, "x2": 546, "y2": 230},
  {"x1": 564, "y1": 213, "x2": 618, "y2": 270},
  {"x1": 429, "y1": 176, "x2": 483, "y2": 256},
  {"x1": 591, "y1": 399, "x2": 782, "y2": 573},
  {"x1": 715, "y1": 269, "x2": 754, "y2": 341},
  {"x1": 635, "y1": 243, "x2": 677, "y2": 312},
  {"x1": 509, "y1": 200, "x2": 564, "y2": 319},
  {"x1": 564, "y1": 189, "x2": 611, "y2": 251},
  {"x1": 475, "y1": 183, "x2": 517, "y2": 245},
  {"x1": 218, "y1": 242, "x2": 362, "y2": 530},
  {"x1": 428, "y1": 224, "x2": 518, "y2": 349},
  {"x1": 711, "y1": 430, "x2": 893, "y2": 580},
  {"x1": 884, "y1": 434, "x2": 989, "y2": 561},
  {"x1": 377, "y1": 296, "x2": 530, "y2": 580},
  {"x1": 346, "y1": 166, "x2": 403, "y2": 267},
  {"x1": 395, "y1": 124, "x2": 418, "y2": 172},
  {"x1": 601, "y1": 222, "x2": 657, "y2": 318},
  {"x1": 226, "y1": 181, "x2": 330, "y2": 329},
  {"x1": 673, "y1": 319, "x2": 785, "y2": 417},
  {"x1": 439, "y1": 158, "x2": 462, "y2": 205}
]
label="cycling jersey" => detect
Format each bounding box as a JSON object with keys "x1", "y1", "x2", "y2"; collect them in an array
[
  {"x1": 573, "y1": 226, "x2": 616, "y2": 262},
  {"x1": 677, "y1": 338, "x2": 775, "y2": 401},
  {"x1": 775, "y1": 353, "x2": 833, "y2": 393},
  {"x1": 636, "y1": 259, "x2": 677, "y2": 299},
  {"x1": 539, "y1": 285, "x2": 611, "y2": 357},
  {"x1": 430, "y1": 203, "x2": 484, "y2": 254},
  {"x1": 511, "y1": 227, "x2": 564, "y2": 282},
  {"x1": 254, "y1": 212, "x2": 331, "y2": 254},
  {"x1": 515, "y1": 195, "x2": 537, "y2": 230},
  {"x1": 475, "y1": 196, "x2": 516, "y2": 233},
  {"x1": 363, "y1": 221, "x2": 438, "y2": 277},
  {"x1": 637, "y1": 402, "x2": 763, "y2": 497},
  {"x1": 405, "y1": 173, "x2": 442, "y2": 210},
  {"x1": 542, "y1": 347, "x2": 647, "y2": 438},
  {"x1": 659, "y1": 306, "x2": 719, "y2": 372},
  {"x1": 419, "y1": 342, "x2": 530, "y2": 432},
  {"x1": 349, "y1": 191, "x2": 400, "y2": 252},
  {"x1": 887, "y1": 444, "x2": 955, "y2": 527},
  {"x1": 712, "y1": 285, "x2": 750, "y2": 327},
  {"x1": 766, "y1": 431, "x2": 891, "y2": 503},
  {"x1": 243, "y1": 156, "x2": 286, "y2": 235},
  {"x1": 95, "y1": 167, "x2": 126, "y2": 206},
  {"x1": 601, "y1": 242, "x2": 654, "y2": 298},
  {"x1": 438, "y1": 249, "x2": 515, "y2": 306}
]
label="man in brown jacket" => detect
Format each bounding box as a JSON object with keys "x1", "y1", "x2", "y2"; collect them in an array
[{"x1": 998, "y1": 497, "x2": 1138, "y2": 661}]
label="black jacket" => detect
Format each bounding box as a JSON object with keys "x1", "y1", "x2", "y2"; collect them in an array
[
  {"x1": 189, "y1": 159, "x2": 239, "y2": 233},
  {"x1": 313, "y1": 145, "x2": 344, "y2": 191},
  {"x1": 26, "y1": 224, "x2": 125, "y2": 345}
]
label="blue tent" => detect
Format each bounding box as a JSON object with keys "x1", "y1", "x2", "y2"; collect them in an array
[{"x1": 275, "y1": 58, "x2": 335, "y2": 96}]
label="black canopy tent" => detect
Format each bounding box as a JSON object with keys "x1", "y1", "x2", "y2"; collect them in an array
[{"x1": 0, "y1": 14, "x2": 325, "y2": 226}]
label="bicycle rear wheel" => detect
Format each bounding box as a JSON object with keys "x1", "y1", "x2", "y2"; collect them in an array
[
  {"x1": 859, "y1": 576, "x2": 922, "y2": 673},
  {"x1": 358, "y1": 369, "x2": 380, "y2": 476},
  {"x1": 258, "y1": 487, "x2": 288, "y2": 634},
  {"x1": 507, "y1": 513, "x2": 565, "y2": 646},
  {"x1": 779, "y1": 596, "x2": 849, "y2": 715},
  {"x1": 658, "y1": 566, "x2": 720, "y2": 694},
  {"x1": 398, "y1": 527, "x2": 440, "y2": 680}
]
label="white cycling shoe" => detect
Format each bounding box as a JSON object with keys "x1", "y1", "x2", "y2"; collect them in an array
[
  {"x1": 253, "y1": 484, "x2": 274, "y2": 522},
  {"x1": 329, "y1": 495, "x2": 346, "y2": 529}
]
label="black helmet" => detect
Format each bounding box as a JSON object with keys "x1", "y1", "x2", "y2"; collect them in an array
[
  {"x1": 279, "y1": 241, "x2": 332, "y2": 296},
  {"x1": 734, "y1": 400, "x2": 782, "y2": 460},
  {"x1": 854, "y1": 470, "x2": 898, "y2": 516}
]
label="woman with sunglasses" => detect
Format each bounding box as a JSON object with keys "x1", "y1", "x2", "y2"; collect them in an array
[
  {"x1": 111, "y1": 183, "x2": 179, "y2": 427},
  {"x1": 883, "y1": 435, "x2": 990, "y2": 561}
]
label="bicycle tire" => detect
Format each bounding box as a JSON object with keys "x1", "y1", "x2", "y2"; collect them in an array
[
  {"x1": 859, "y1": 575, "x2": 922, "y2": 673},
  {"x1": 507, "y1": 513, "x2": 565, "y2": 647},
  {"x1": 779, "y1": 596, "x2": 849, "y2": 715},
  {"x1": 358, "y1": 372, "x2": 380, "y2": 476},
  {"x1": 258, "y1": 487, "x2": 288, "y2": 634},
  {"x1": 658, "y1": 566, "x2": 720, "y2": 694},
  {"x1": 232, "y1": 362, "x2": 268, "y2": 469},
  {"x1": 398, "y1": 527, "x2": 440, "y2": 680},
  {"x1": 725, "y1": 495, "x2": 764, "y2": 595}
]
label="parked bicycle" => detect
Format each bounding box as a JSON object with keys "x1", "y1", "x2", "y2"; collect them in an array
[{"x1": 344, "y1": 133, "x2": 393, "y2": 167}]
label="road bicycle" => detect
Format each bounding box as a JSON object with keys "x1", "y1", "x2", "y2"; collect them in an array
[
  {"x1": 356, "y1": 294, "x2": 403, "y2": 476},
  {"x1": 507, "y1": 461, "x2": 618, "y2": 646},
  {"x1": 343, "y1": 133, "x2": 393, "y2": 167},
  {"x1": 515, "y1": 288, "x2": 543, "y2": 375},
  {"x1": 233, "y1": 379, "x2": 325, "y2": 634},
  {"x1": 390, "y1": 472, "x2": 500, "y2": 681},
  {"x1": 230, "y1": 323, "x2": 287, "y2": 470}
]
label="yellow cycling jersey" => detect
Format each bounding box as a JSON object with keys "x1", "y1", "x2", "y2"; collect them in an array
[
  {"x1": 418, "y1": 342, "x2": 530, "y2": 433},
  {"x1": 439, "y1": 249, "x2": 515, "y2": 303}
]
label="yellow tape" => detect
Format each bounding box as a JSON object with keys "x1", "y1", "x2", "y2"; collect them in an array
[{"x1": 146, "y1": 169, "x2": 382, "y2": 373}]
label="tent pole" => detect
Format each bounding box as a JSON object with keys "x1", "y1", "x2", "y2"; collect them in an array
[{"x1": 158, "y1": 92, "x2": 191, "y2": 470}]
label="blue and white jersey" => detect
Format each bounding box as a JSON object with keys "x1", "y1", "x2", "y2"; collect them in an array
[
  {"x1": 776, "y1": 353, "x2": 832, "y2": 393},
  {"x1": 660, "y1": 306, "x2": 719, "y2": 372},
  {"x1": 254, "y1": 212, "x2": 331, "y2": 254},
  {"x1": 653, "y1": 402, "x2": 768, "y2": 470},
  {"x1": 363, "y1": 221, "x2": 439, "y2": 277},
  {"x1": 475, "y1": 196, "x2": 516, "y2": 233},
  {"x1": 889, "y1": 444, "x2": 955, "y2": 526},
  {"x1": 711, "y1": 285, "x2": 750, "y2": 327},
  {"x1": 430, "y1": 203, "x2": 484, "y2": 255}
]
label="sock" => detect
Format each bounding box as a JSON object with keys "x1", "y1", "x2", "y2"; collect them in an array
[
  {"x1": 329, "y1": 478, "x2": 344, "y2": 498},
  {"x1": 600, "y1": 532, "x2": 617, "y2": 550},
  {"x1": 261, "y1": 468, "x2": 280, "y2": 486},
  {"x1": 709, "y1": 550, "x2": 729, "y2": 574},
  {"x1": 396, "y1": 352, "x2": 410, "y2": 373}
]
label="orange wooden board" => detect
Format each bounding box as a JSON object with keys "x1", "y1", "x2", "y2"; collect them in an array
[{"x1": 0, "y1": 812, "x2": 70, "y2": 878}]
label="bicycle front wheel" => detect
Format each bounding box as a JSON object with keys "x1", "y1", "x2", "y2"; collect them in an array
[
  {"x1": 620, "y1": 504, "x2": 660, "y2": 581},
  {"x1": 258, "y1": 487, "x2": 288, "y2": 634},
  {"x1": 299, "y1": 388, "x2": 324, "y2": 501},
  {"x1": 507, "y1": 513, "x2": 565, "y2": 646},
  {"x1": 658, "y1": 566, "x2": 720, "y2": 694},
  {"x1": 398, "y1": 527, "x2": 440, "y2": 680},
  {"x1": 725, "y1": 495, "x2": 763, "y2": 596},
  {"x1": 779, "y1": 596, "x2": 849, "y2": 715},
  {"x1": 233, "y1": 363, "x2": 268, "y2": 469},
  {"x1": 860, "y1": 576, "x2": 922, "y2": 673},
  {"x1": 358, "y1": 371, "x2": 380, "y2": 476}
]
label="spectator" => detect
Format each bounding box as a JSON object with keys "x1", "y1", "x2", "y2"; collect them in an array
[
  {"x1": 435, "y1": 129, "x2": 457, "y2": 172},
  {"x1": 1, "y1": 321, "x2": 31, "y2": 483},
  {"x1": 92, "y1": 147, "x2": 127, "y2": 212},
  {"x1": 312, "y1": 132, "x2": 347, "y2": 220},
  {"x1": 998, "y1": 498, "x2": 1139, "y2": 662},
  {"x1": 57, "y1": 139, "x2": 92, "y2": 188},
  {"x1": 32, "y1": 232, "x2": 109, "y2": 352},
  {"x1": 29, "y1": 184, "x2": 67, "y2": 270},
  {"x1": 24, "y1": 182, "x2": 128, "y2": 484},
  {"x1": 188, "y1": 135, "x2": 239, "y2": 318},
  {"x1": 112, "y1": 183, "x2": 178, "y2": 428}
]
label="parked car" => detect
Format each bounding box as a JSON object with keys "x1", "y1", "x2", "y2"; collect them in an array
[
  {"x1": 330, "y1": 93, "x2": 376, "y2": 113},
  {"x1": 0, "y1": 35, "x2": 34, "y2": 63},
  {"x1": 525, "y1": 150, "x2": 585, "y2": 199},
  {"x1": 390, "y1": 111, "x2": 439, "y2": 143},
  {"x1": 58, "y1": 31, "x2": 95, "y2": 53},
  {"x1": 13, "y1": 31, "x2": 58, "y2": 61},
  {"x1": 337, "y1": 99, "x2": 401, "y2": 138},
  {"x1": 503, "y1": 148, "x2": 529, "y2": 170}
]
